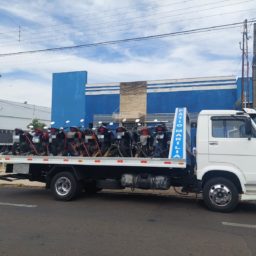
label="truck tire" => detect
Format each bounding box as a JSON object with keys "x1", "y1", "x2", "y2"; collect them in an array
[
  {"x1": 203, "y1": 177, "x2": 239, "y2": 212},
  {"x1": 50, "y1": 172, "x2": 81, "y2": 201}
]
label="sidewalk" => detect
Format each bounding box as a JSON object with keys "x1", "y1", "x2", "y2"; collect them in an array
[{"x1": 0, "y1": 164, "x2": 44, "y2": 187}]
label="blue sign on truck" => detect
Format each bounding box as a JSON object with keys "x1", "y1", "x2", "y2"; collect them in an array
[{"x1": 169, "y1": 108, "x2": 185, "y2": 160}]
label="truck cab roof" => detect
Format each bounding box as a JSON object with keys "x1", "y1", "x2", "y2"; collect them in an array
[{"x1": 199, "y1": 110, "x2": 245, "y2": 116}]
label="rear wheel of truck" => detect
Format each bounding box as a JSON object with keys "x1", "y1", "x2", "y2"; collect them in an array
[
  {"x1": 51, "y1": 172, "x2": 81, "y2": 201},
  {"x1": 203, "y1": 177, "x2": 239, "y2": 212}
]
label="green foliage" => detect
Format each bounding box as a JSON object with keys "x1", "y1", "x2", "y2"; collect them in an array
[{"x1": 27, "y1": 119, "x2": 46, "y2": 129}]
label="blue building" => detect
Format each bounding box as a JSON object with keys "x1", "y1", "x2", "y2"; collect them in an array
[{"x1": 51, "y1": 71, "x2": 252, "y2": 128}]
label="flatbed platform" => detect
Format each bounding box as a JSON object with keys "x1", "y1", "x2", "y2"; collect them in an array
[{"x1": 0, "y1": 155, "x2": 186, "y2": 168}]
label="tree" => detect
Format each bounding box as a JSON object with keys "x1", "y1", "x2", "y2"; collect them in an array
[{"x1": 27, "y1": 119, "x2": 46, "y2": 130}]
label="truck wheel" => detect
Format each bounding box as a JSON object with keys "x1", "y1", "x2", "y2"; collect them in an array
[
  {"x1": 51, "y1": 172, "x2": 81, "y2": 201},
  {"x1": 203, "y1": 177, "x2": 239, "y2": 212}
]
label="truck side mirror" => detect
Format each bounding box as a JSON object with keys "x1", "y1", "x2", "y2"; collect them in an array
[{"x1": 245, "y1": 118, "x2": 252, "y2": 137}]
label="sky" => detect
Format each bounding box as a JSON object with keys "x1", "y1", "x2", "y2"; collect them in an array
[{"x1": 0, "y1": 0, "x2": 255, "y2": 107}]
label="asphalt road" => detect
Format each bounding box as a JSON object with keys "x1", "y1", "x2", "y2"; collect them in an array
[{"x1": 0, "y1": 187, "x2": 256, "y2": 256}]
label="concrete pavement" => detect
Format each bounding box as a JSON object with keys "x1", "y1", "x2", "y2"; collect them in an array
[{"x1": 0, "y1": 186, "x2": 255, "y2": 256}]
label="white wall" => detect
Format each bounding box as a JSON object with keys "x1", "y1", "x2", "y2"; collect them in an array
[{"x1": 0, "y1": 99, "x2": 51, "y2": 130}]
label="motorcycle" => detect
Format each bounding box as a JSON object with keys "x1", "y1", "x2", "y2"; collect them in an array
[
  {"x1": 0, "y1": 145, "x2": 12, "y2": 155},
  {"x1": 105, "y1": 126, "x2": 132, "y2": 157},
  {"x1": 32, "y1": 128, "x2": 50, "y2": 155},
  {"x1": 153, "y1": 124, "x2": 170, "y2": 158},
  {"x1": 96, "y1": 126, "x2": 113, "y2": 156},
  {"x1": 133, "y1": 126, "x2": 154, "y2": 157},
  {"x1": 49, "y1": 127, "x2": 67, "y2": 156},
  {"x1": 66, "y1": 127, "x2": 83, "y2": 156},
  {"x1": 12, "y1": 128, "x2": 36, "y2": 155},
  {"x1": 82, "y1": 128, "x2": 101, "y2": 157}
]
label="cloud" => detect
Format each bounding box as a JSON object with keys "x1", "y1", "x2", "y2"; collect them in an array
[
  {"x1": 0, "y1": 0, "x2": 254, "y2": 107},
  {"x1": 0, "y1": 78, "x2": 51, "y2": 107}
]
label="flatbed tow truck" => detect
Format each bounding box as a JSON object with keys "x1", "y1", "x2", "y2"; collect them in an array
[{"x1": 1, "y1": 107, "x2": 256, "y2": 212}]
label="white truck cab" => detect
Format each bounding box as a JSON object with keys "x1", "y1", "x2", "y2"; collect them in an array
[{"x1": 196, "y1": 109, "x2": 256, "y2": 211}]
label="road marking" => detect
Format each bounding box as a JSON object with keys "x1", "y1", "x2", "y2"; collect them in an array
[
  {"x1": 222, "y1": 222, "x2": 256, "y2": 229},
  {"x1": 0, "y1": 202, "x2": 37, "y2": 208}
]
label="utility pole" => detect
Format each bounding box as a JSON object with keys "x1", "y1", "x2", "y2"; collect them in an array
[
  {"x1": 241, "y1": 19, "x2": 249, "y2": 108},
  {"x1": 253, "y1": 23, "x2": 256, "y2": 108},
  {"x1": 241, "y1": 20, "x2": 246, "y2": 108},
  {"x1": 245, "y1": 21, "x2": 250, "y2": 107}
]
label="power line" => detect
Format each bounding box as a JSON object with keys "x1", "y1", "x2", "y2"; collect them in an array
[
  {"x1": 0, "y1": 26, "x2": 243, "y2": 67},
  {"x1": 18, "y1": 0, "x2": 234, "y2": 36},
  {"x1": 1, "y1": 19, "x2": 255, "y2": 58},
  {"x1": 21, "y1": 8, "x2": 256, "y2": 46},
  {"x1": 0, "y1": 0, "x2": 251, "y2": 44},
  {"x1": 29, "y1": 0, "x2": 193, "y2": 31},
  {"x1": 0, "y1": 0, "x2": 194, "y2": 36},
  {"x1": 0, "y1": 27, "x2": 240, "y2": 66},
  {"x1": 0, "y1": 0, "x2": 253, "y2": 49},
  {"x1": 23, "y1": 0, "x2": 256, "y2": 39}
]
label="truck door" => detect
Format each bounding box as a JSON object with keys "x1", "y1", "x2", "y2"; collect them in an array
[{"x1": 209, "y1": 116, "x2": 256, "y2": 184}]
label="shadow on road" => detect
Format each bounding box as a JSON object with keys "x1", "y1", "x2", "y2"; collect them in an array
[
  {"x1": 1, "y1": 186, "x2": 256, "y2": 213},
  {"x1": 82, "y1": 190, "x2": 256, "y2": 213},
  {"x1": 82, "y1": 190, "x2": 210, "y2": 212},
  {"x1": 236, "y1": 201, "x2": 256, "y2": 213}
]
